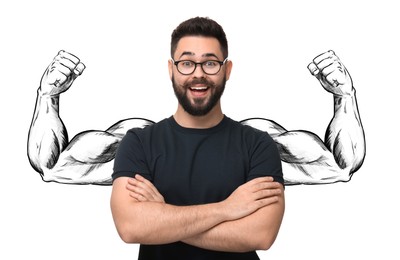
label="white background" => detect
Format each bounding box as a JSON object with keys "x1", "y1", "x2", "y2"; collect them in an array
[{"x1": 1, "y1": 0, "x2": 399, "y2": 259}]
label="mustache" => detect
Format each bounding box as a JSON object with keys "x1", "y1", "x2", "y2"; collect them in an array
[{"x1": 184, "y1": 78, "x2": 215, "y2": 88}]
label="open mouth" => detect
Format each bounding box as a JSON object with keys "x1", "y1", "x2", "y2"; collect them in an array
[
  {"x1": 189, "y1": 86, "x2": 209, "y2": 92},
  {"x1": 188, "y1": 86, "x2": 209, "y2": 97}
]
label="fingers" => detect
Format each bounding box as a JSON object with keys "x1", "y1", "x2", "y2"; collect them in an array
[
  {"x1": 253, "y1": 186, "x2": 282, "y2": 201},
  {"x1": 308, "y1": 50, "x2": 350, "y2": 89},
  {"x1": 58, "y1": 50, "x2": 80, "y2": 64},
  {"x1": 56, "y1": 50, "x2": 85, "y2": 76},
  {"x1": 307, "y1": 62, "x2": 320, "y2": 76},
  {"x1": 238, "y1": 177, "x2": 282, "y2": 201},
  {"x1": 247, "y1": 177, "x2": 283, "y2": 202},
  {"x1": 223, "y1": 177, "x2": 282, "y2": 220},
  {"x1": 126, "y1": 174, "x2": 164, "y2": 203},
  {"x1": 126, "y1": 177, "x2": 153, "y2": 200},
  {"x1": 256, "y1": 195, "x2": 280, "y2": 207},
  {"x1": 44, "y1": 50, "x2": 85, "y2": 91},
  {"x1": 308, "y1": 50, "x2": 338, "y2": 76},
  {"x1": 246, "y1": 176, "x2": 281, "y2": 190},
  {"x1": 313, "y1": 49, "x2": 336, "y2": 65},
  {"x1": 74, "y1": 62, "x2": 86, "y2": 75},
  {"x1": 134, "y1": 174, "x2": 163, "y2": 201},
  {"x1": 246, "y1": 176, "x2": 274, "y2": 185}
]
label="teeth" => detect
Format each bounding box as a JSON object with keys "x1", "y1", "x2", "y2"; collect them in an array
[{"x1": 190, "y1": 87, "x2": 207, "y2": 90}]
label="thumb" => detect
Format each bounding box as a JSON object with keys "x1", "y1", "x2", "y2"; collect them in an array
[
  {"x1": 307, "y1": 62, "x2": 319, "y2": 76},
  {"x1": 74, "y1": 62, "x2": 86, "y2": 76}
]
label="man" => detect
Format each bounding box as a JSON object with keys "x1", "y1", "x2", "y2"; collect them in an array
[
  {"x1": 27, "y1": 20, "x2": 365, "y2": 185},
  {"x1": 110, "y1": 17, "x2": 285, "y2": 259}
]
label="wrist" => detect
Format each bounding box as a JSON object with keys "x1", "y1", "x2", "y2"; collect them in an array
[
  {"x1": 333, "y1": 87, "x2": 357, "y2": 113},
  {"x1": 334, "y1": 87, "x2": 356, "y2": 98},
  {"x1": 38, "y1": 87, "x2": 60, "y2": 98},
  {"x1": 37, "y1": 88, "x2": 60, "y2": 111},
  {"x1": 216, "y1": 200, "x2": 233, "y2": 222}
]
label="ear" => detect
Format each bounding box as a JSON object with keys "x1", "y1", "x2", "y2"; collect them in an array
[
  {"x1": 224, "y1": 60, "x2": 233, "y2": 81},
  {"x1": 168, "y1": 59, "x2": 173, "y2": 80}
]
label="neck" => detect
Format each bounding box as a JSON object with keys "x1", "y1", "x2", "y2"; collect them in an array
[{"x1": 173, "y1": 103, "x2": 224, "y2": 129}]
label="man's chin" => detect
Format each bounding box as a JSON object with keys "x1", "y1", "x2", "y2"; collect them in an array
[{"x1": 183, "y1": 104, "x2": 213, "y2": 117}]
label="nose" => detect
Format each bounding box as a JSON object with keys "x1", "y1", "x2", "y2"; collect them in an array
[{"x1": 192, "y1": 63, "x2": 206, "y2": 77}]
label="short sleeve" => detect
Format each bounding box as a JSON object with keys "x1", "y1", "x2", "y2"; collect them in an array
[
  {"x1": 112, "y1": 128, "x2": 151, "y2": 182},
  {"x1": 247, "y1": 132, "x2": 284, "y2": 186}
]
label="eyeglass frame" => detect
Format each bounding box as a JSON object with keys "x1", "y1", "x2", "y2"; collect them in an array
[{"x1": 171, "y1": 58, "x2": 228, "y2": 75}]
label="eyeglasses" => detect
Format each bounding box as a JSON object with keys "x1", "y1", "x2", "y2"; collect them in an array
[{"x1": 172, "y1": 58, "x2": 228, "y2": 75}]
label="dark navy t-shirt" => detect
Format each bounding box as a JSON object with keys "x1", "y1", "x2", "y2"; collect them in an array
[{"x1": 112, "y1": 115, "x2": 283, "y2": 260}]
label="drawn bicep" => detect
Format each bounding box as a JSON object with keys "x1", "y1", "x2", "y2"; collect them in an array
[
  {"x1": 62, "y1": 130, "x2": 121, "y2": 164},
  {"x1": 276, "y1": 131, "x2": 352, "y2": 184},
  {"x1": 274, "y1": 130, "x2": 332, "y2": 164}
]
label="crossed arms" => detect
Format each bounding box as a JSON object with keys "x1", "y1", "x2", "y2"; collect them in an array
[
  {"x1": 27, "y1": 50, "x2": 365, "y2": 185},
  {"x1": 111, "y1": 175, "x2": 284, "y2": 252}
]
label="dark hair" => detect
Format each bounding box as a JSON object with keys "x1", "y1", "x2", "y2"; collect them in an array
[{"x1": 171, "y1": 17, "x2": 228, "y2": 59}]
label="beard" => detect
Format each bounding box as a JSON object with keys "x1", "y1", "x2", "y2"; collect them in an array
[{"x1": 172, "y1": 76, "x2": 226, "y2": 116}]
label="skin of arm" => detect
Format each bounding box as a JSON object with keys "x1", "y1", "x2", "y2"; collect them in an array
[
  {"x1": 181, "y1": 186, "x2": 285, "y2": 252},
  {"x1": 110, "y1": 175, "x2": 283, "y2": 250},
  {"x1": 115, "y1": 175, "x2": 284, "y2": 252}
]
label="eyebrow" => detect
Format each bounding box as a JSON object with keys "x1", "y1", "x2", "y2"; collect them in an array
[{"x1": 179, "y1": 52, "x2": 219, "y2": 59}]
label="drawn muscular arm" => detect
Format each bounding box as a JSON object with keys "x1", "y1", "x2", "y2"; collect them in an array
[
  {"x1": 27, "y1": 51, "x2": 83, "y2": 174},
  {"x1": 27, "y1": 51, "x2": 153, "y2": 184},
  {"x1": 28, "y1": 50, "x2": 364, "y2": 185},
  {"x1": 242, "y1": 50, "x2": 366, "y2": 185}
]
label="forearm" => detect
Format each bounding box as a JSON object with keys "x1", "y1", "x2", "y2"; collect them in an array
[
  {"x1": 183, "y1": 193, "x2": 285, "y2": 252},
  {"x1": 111, "y1": 178, "x2": 228, "y2": 245},
  {"x1": 183, "y1": 214, "x2": 260, "y2": 252},
  {"x1": 326, "y1": 88, "x2": 366, "y2": 172},
  {"x1": 28, "y1": 89, "x2": 68, "y2": 172}
]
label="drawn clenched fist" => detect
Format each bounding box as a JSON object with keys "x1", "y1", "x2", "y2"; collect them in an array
[
  {"x1": 40, "y1": 50, "x2": 85, "y2": 96},
  {"x1": 308, "y1": 50, "x2": 353, "y2": 96}
]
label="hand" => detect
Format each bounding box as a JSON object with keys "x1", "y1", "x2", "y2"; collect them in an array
[
  {"x1": 308, "y1": 50, "x2": 353, "y2": 96},
  {"x1": 221, "y1": 177, "x2": 282, "y2": 221},
  {"x1": 126, "y1": 174, "x2": 165, "y2": 203},
  {"x1": 40, "y1": 50, "x2": 86, "y2": 96}
]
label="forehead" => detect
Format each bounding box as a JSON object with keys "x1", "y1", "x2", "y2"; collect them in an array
[{"x1": 174, "y1": 36, "x2": 223, "y2": 59}]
